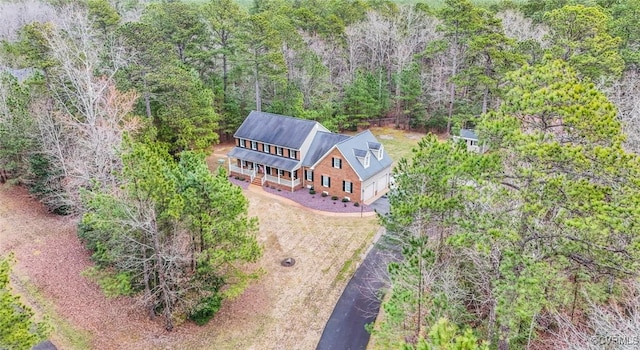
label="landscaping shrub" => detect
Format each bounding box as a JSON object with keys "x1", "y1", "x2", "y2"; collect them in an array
[
  {"x1": 309, "y1": 189, "x2": 316, "y2": 195},
  {"x1": 331, "y1": 195, "x2": 338, "y2": 200},
  {"x1": 354, "y1": 202, "x2": 360, "y2": 207},
  {"x1": 342, "y1": 197, "x2": 350, "y2": 202},
  {"x1": 321, "y1": 192, "x2": 328, "y2": 197}
]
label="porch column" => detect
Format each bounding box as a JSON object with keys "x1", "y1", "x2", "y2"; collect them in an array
[{"x1": 278, "y1": 171, "x2": 281, "y2": 184}]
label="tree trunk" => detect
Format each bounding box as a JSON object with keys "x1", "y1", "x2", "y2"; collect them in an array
[
  {"x1": 150, "y1": 216, "x2": 174, "y2": 331},
  {"x1": 482, "y1": 86, "x2": 489, "y2": 115},
  {"x1": 142, "y1": 248, "x2": 154, "y2": 320},
  {"x1": 447, "y1": 48, "x2": 458, "y2": 135},
  {"x1": 571, "y1": 273, "x2": 579, "y2": 322},
  {"x1": 254, "y1": 57, "x2": 261, "y2": 112},
  {"x1": 222, "y1": 53, "x2": 228, "y2": 99},
  {"x1": 143, "y1": 75, "x2": 151, "y2": 118}
]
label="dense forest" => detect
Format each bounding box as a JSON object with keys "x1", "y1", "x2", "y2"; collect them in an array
[{"x1": 1, "y1": 0, "x2": 640, "y2": 348}]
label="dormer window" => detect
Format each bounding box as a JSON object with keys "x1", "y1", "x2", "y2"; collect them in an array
[
  {"x1": 251, "y1": 141, "x2": 257, "y2": 150},
  {"x1": 368, "y1": 141, "x2": 383, "y2": 160},
  {"x1": 240, "y1": 139, "x2": 246, "y2": 148},
  {"x1": 354, "y1": 149, "x2": 370, "y2": 168}
]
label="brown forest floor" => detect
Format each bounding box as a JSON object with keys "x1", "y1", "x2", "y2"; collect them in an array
[
  {"x1": 0, "y1": 180, "x2": 379, "y2": 349},
  {"x1": 0, "y1": 126, "x2": 423, "y2": 349}
]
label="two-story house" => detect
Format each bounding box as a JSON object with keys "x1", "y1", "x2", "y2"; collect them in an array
[{"x1": 227, "y1": 111, "x2": 393, "y2": 204}]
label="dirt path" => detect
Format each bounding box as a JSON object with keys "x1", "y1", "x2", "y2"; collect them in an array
[{"x1": 0, "y1": 183, "x2": 379, "y2": 350}]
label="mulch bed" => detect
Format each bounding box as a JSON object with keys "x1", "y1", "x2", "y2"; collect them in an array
[
  {"x1": 262, "y1": 185, "x2": 372, "y2": 214},
  {"x1": 228, "y1": 176, "x2": 250, "y2": 189}
]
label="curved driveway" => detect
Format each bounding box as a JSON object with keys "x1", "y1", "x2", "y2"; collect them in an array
[{"x1": 317, "y1": 197, "x2": 391, "y2": 350}]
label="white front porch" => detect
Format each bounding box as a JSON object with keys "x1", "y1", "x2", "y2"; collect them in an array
[{"x1": 228, "y1": 158, "x2": 301, "y2": 191}]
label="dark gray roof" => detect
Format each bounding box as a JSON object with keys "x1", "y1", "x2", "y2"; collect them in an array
[
  {"x1": 459, "y1": 129, "x2": 478, "y2": 140},
  {"x1": 234, "y1": 111, "x2": 319, "y2": 150},
  {"x1": 32, "y1": 341, "x2": 57, "y2": 350},
  {"x1": 228, "y1": 147, "x2": 300, "y2": 171},
  {"x1": 353, "y1": 149, "x2": 368, "y2": 158},
  {"x1": 367, "y1": 141, "x2": 381, "y2": 150},
  {"x1": 302, "y1": 131, "x2": 351, "y2": 167},
  {"x1": 336, "y1": 130, "x2": 393, "y2": 181},
  {"x1": 1, "y1": 67, "x2": 34, "y2": 82}
]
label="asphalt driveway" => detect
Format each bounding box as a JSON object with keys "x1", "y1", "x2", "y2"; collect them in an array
[
  {"x1": 367, "y1": 195, "x2": 389, "y2": 216},
  {"x1": 317, "y1": 194, "x2": 393, "y2": 350},
  {"x1": 316, "y1": 244, "x2": 389, "y2": 350}
]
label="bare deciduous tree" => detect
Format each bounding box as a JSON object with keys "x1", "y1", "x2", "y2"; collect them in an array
[
  {"x1": 0, "y1": 0, "x2": 58, "y2": 42},
  {"x1": 605, "y1": 70, "x2": 640, "y2": 153},
  {"x1": 28, "y1": 5, "x2": 136, "y2": 211}
]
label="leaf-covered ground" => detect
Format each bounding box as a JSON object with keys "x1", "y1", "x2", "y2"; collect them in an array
[{"x1": 0, "y1": 180, "x2": 379, "y2": 349}]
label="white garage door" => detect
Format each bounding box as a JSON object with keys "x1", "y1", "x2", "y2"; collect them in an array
[
  {"x1": 363, "y1": 183, "x2": 375, "y2": 202},
  {"x1": 376, "y1": 173, "x2": 388, "y2": 192}
]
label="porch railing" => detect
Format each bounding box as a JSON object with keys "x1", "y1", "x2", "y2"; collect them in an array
[
  {"x1": 264, "y1": 175, "x2": 301, "y2": 190},
  {"x1": 229, "y1": 165, "x2": 256, "y2": 181}
]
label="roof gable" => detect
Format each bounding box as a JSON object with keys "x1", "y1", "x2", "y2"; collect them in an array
[
  {"x1": 302, "y1": 131, "x2": 351, "y2": 167},
  {"x1": 335, "y1": 130, "x2": 393, "y2": 181},
  {"x1": 234, "y1": 111, "x2": 320, "y2": 149}
]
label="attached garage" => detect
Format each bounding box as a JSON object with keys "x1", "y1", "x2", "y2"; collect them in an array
[
  {"x1": 361, "y1": 169, "x2": 391, "y2": 203},
  {"x1": 375, "y1": 173, "x2": 389, "y2": 193},
  {"x1": 363, "y1": 182, "x2": 375, "y2": 202}
]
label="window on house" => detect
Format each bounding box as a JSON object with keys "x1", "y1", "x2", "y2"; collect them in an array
[
  {"x1": 470, "y1": 140, "x2": 477, "y2": 146},
  {"x1": 305, "y1": 170, "x2": 313, "y2": 181},
  {"x1": 321, "y1": 175, "x2": 330, "y2": 188},
  {"x1": 364, "y1": 154, "x2": 370, "y2": 168},
  {"x1": 240, "y1": 139, "x2": 246, "y2": 148},
  {"x1": 343, "y1": 181, "x2": 352, "y2": 193},
  {"x1": 293, "y1": 170, "x2": 298, "y2": 179},
  {"x1": 278, "y1": 169, "x2": 284, "y2": 177},
  {"x1": 289, "y1": 150, "x2": 297, "y2": 159},
  {"x1": 377, "y1": 145, "x2": 384, "y2": 160},
  {"x1": 266, "y1": 166, "x2": 271, "y2": 175},
  {"x1": 264, "y1": 144, "x2": 271, "y2": 153},
  {"x1": 332, "y1": 157, "x2": 342, "y2": 169},
  {"x1": 276, "y1": 147, "x2": 283, "y2": 156},
  {"x1": 251, "y1": 141, "x2": 257, "y2": 150}
]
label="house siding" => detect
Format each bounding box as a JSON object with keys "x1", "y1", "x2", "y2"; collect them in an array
[{"x1": 311, "y1": 148, "x2": 362, "y2": 202}]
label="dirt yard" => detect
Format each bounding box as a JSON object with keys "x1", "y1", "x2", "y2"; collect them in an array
[{"x1": 0, "y1": 182, "x2": 379, "y2": 349}]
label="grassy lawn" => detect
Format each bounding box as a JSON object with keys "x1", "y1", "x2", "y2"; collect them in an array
[
  {"x1": 368, "y1": 127, "x2": 426, "y2": 165},
  {"x1": 176, "y1": 184, "x2": 380, "y2": 349},
  {"x1": 1, "y1": 178, "x2": 379, "y2": 349},
  {"x1": 0, "y1": 126, "x2": 423, "y2": 349}
]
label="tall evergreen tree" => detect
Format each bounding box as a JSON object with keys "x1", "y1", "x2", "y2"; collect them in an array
[{"x1": 0, "y1": 254, "x2": 50, "y2": 350}]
